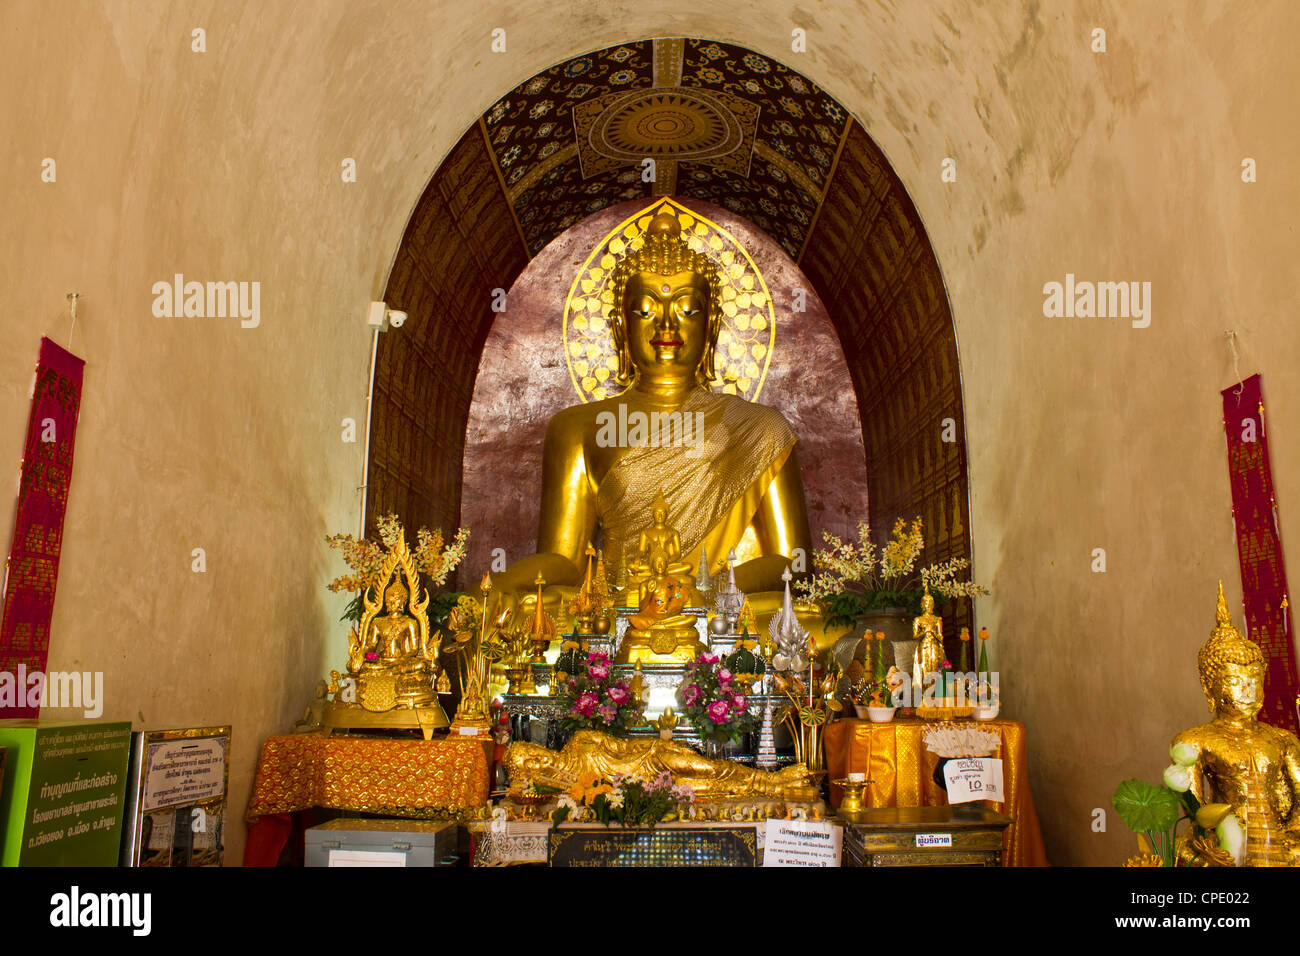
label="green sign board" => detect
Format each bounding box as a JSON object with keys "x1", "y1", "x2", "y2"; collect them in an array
[{"x1": 0, "y1": 721, "x2": 132, "y2": 866}]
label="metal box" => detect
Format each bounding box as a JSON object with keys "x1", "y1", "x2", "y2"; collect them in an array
[{"x1": 305, "y1": 819, "x2": 458, "y2": 868}]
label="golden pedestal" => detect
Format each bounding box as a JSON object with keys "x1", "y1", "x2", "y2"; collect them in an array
[{"x1": 323, "y1": 701, "x2": 450, "y2": 740}]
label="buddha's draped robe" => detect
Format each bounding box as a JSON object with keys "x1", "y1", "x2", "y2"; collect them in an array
[{"x1": 596, "y1": 389, "x2": 796, "y2": 581}]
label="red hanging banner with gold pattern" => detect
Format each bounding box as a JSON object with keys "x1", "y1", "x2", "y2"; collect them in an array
[
  {"x1": 0, "y1": 337, "x2": 85, "y2": 718},
  {"x1": 1221, "y1": 373, "x2": 1300, "y2": 735}
]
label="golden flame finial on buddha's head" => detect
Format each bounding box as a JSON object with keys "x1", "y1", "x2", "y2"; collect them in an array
[
  {"x1": 1198, "y1": 580, "x2": 1266, "y2": 713},
  {"x1": 608, "y1": 211, "x2": 723, "y2": 387}
]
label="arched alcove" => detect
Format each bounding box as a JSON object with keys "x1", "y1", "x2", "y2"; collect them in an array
[{"x1": 367, "y1": 36, "x2": 971, "y2": 632}]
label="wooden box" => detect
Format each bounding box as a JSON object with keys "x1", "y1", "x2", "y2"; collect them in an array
[{"x1": 842, "y1": 806, "x2": 1010, "y2": 867}]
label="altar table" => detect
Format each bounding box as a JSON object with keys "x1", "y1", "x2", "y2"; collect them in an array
[
  {"x1": 824, "y1": 718, "x2": 1048, "y2": 867},
  {"x1": 243, "y1": 734, "x2": 489, "y2": 866}
]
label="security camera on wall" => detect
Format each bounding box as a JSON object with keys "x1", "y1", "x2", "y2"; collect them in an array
[{"x1": 367, "y1": 301, "x2": 407, "y2": 331}]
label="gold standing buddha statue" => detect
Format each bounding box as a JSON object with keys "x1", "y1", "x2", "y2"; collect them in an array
[
  {"x1": 493, "y1": 211, "x2": 814, "y2": 624},
  {"x1": 1171, "y1": 582, "x2": 1300, "y2": 866},
  {"x1": 912, "y1": 585, "x2": 946, "y2": 694}
]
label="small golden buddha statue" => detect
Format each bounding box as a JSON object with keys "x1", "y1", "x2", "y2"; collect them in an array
[
  {"x1": 912, "y1": 585, "x2": 945, "y2": 693},
  {"x1": 505, "y1": 729, "x2": 811, "y2": 800},
  {"x1": 328, "y1": 535, "x2": 449, "y2": 734},
  {"x1": 617, "y1": 548, "x2": 705, "y2": 664},
  {"x1": 368, "y1": 581, "x2": 419, "y2": 663},
  {"x1": 625, "y1": 491, "x2": 694, "y2": 588},
  {"x1": 1172, "y1": 582, "x2": 1300, "y2": 866}
]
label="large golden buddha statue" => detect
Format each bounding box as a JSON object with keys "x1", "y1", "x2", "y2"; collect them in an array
[
  {"x1": 1171, "y1": 583, "x2": 1300, "y2": 866},
  {"x1": 497, "y1": 211, "x2": 812, "y2": 618},
  {"x1": 506, "y1": 729, "x2": 811, "y2": 799}
]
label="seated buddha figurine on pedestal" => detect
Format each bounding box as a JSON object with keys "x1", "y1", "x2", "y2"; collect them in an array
[
  {"x1": 618, "y1": 547, "x2": 705, "y2": 664},
  {"x1": 491, "y1": 210, "x2": 823, "y2": 636},
  {"x1": 1171, "y1": 582, "x2": 1300, "y2": 866},
  {"x1": 327, "y1": 535, "x2": 450, "y2": 736}
]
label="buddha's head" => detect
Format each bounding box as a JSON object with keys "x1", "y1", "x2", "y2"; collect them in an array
[
  {"x1": 920, "y1": 589, "x2": 935, "y2": 615},
  {"x1": 384, "y1": 580, "x2": 408, "y2": 614},
  {"x1": 1198, "y1": 581, "x2": 1266, "y2": 719},
  {"x1": 649, "y1": 548, "x2": 670, "y2": 577},
  {"x1": 608, "y1": 212, "x2": 723, "y2": 387},
  {"x1": 651, "y1": 491, "x2": 669, "y2": 526}
]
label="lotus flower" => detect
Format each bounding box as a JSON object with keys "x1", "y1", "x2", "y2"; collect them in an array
[
  {"x1": 1170, "y1": 741, "x2": 1200, "y2": 767},
  {"x1": 1162, "y1": 764, "x2": 1192, "y2": 793},
  {"x1": 1216, "y1": 814, "x2": 1246, "y2": 866},
  {"x1": 1195, "y1": 803, "x2": 1231, "y2": 829}
]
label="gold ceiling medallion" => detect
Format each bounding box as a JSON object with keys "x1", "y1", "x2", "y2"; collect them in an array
[
  {"x1": 562, "y1": 198, "x2": 777, "y2": 403},
  {"x1": 573, "y1": 89, "x2": 758, "y2": 177}
]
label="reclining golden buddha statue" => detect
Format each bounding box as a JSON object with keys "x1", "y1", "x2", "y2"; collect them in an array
[
  {"x1": 506, "y1": 728, "x2": 811, "y2": 799},
  {"x1": 494, "y1": 210, "x2": 831, "y2": 638}
]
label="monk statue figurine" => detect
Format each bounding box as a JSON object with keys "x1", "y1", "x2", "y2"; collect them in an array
[
  {"x1": 505, "y1": 728, "x2": 811, "y2": 800},
  {"x1": 1171, "y1": 582, "x2": 1300, "y2": 866},
  {"x1": 491, "y1": 210, "x2": 816, "y2": 629},
  {"x1": 912, "y1": 585, "x2": 946, "y2": 695},
  {"x1": 617, "y1": 548, "x2": 705, "y2": 664}
]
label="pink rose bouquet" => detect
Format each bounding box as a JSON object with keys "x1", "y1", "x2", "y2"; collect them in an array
[
  {"x1": 677, "y1": 652, "x2": 758, "y2": 744},
  {"x1": 561, "y1": 651, "x2": 644, "y2": 735}
]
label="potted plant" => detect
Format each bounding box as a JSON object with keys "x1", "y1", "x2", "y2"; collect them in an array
[{"x1": 797, "y1": 516, "x2": 988, "y2": 672}]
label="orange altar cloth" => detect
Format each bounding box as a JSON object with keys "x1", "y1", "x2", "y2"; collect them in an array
[
  {"x1": 824, "y1": 718, "x2": 1049, "y2": 867},
  {"x1": 242, "y1": 734, "x2": 489, "y2": 866}
]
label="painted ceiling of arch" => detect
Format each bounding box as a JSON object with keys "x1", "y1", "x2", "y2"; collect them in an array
[{"x1": 482, "y1": 37, "x2": 852, "y2": 259}]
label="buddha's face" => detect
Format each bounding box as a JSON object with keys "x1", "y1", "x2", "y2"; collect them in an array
[
  {"x1": 651, "y1": 552, "x2": 668, "y2": 575},
  {"x1": 385, "y1": 589, "x2": 405, "y2": 613},
  {"x1": 623, "y1": 271, "x2": 710, "y2": 377},
  {"x1": 1212, "y1": 661, "x2": 1265, "y2": 719},
  {"x1": 652, "y1": 505, "x2": 667, "y2": 525}
]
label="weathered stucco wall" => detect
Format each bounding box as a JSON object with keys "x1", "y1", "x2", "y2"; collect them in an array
[{"x1": 1, "y1": 0, "x2": 1296, "y2": 864}]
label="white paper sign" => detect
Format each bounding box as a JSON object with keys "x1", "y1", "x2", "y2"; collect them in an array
[
  {"x1": 916, "y1": 833, "x2": 953, "y2": 847},
  {"x1": 457, "y1": 726, "x2": 483, "y2": 736},
  {"x1": 327, "y1": 849, "x2": 407, "y2": 867},
  {"x1": 943, "y1": 757, "x2": 1004, "y2": 804},
  {"x1": 762, "y1": 820, "x2": 842, "y2": 867},
  {"x1": 142, "y1": 737, "x2": 228, "y2": 811}
]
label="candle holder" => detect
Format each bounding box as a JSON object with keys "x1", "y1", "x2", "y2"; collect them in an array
[{"x1": 832, "y1": 777, "x2": 873, "y2": 823}]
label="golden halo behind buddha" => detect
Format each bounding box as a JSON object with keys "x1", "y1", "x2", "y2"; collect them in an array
[{"x1": 562, "y1": 197, "x2": 776, "y2": 402}]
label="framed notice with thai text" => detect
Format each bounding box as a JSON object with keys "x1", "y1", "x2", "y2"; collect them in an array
[{"x1": 121, "y1": 726, "x2": 231, "y2": 867}]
